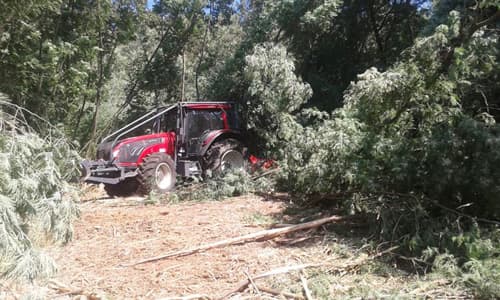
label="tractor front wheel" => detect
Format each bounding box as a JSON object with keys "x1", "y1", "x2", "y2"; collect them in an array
[{"x1": 137, "y1": 153, "x2": 176, "y2": 195}]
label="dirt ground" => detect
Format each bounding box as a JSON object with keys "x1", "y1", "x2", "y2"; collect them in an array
[
  {"x1": 1, "y1": 191, "x2": 468, "y2": 299},
  {"x1": 52, "y1": 194, "x2": 298, "y2": 298}
]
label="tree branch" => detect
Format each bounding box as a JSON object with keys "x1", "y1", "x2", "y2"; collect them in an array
[{"x1": 123, "y1": 215, "x2": 345, "y2": 267}]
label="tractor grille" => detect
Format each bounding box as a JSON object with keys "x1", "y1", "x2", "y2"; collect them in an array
[{"x1": 118, "y1": 138, "x2": 163, "y2": 163}]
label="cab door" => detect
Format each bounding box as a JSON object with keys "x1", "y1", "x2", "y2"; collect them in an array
[{"x1": 184, "y1": 109, "x2": 225, "y2": 156}]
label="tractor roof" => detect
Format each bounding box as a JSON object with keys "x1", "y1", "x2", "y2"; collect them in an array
[
  {"x1": 182, "y1": 102, "x2": 234, "y2": 110},
  {"x1": 102, "y1": 102, "x2": 237, "y2": 144}
]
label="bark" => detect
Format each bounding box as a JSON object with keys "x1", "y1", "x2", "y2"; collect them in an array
[
  {"x1": 195, "y1": 2, "x2": 212, "y2": 101},
  {"x1": 181, "y1": 48, "x2": 185, "y2": 102}
]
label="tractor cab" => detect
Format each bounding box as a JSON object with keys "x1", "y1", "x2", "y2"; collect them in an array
[{"x1": 181, "y1": 103, "x2": 240, "y2": 158}]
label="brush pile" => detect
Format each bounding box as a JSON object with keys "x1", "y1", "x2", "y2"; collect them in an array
[{"x1": 0, "y1": 94, "x2": 80, "y2": 281}]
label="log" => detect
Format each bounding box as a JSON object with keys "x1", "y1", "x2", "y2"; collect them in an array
[{"x1": 124, "y1": 215, "x2": 345, "y2": 267}]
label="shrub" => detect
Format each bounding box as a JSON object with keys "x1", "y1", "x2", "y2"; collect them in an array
[{"x1": 165, "y1": 169, "x2": 276, "y2": 203}]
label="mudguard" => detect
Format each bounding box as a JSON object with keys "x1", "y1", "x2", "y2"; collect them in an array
[{"x1": 200, "y1": 129, "x2": 243, "y2": 156}]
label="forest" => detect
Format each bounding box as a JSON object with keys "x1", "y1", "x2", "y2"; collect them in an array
[{"x1": 0, "y1": 0, "x2": 499, "y2": 298}]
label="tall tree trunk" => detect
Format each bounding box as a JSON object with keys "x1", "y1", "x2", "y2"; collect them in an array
[
  {"x1": 367, "y1": 0, "x2": 386, "y2": 65},
  {"x1": 181, "y1": 48, "x2": 185, "y2": 102},
  {"x1": 72, "y1": 83, "x2": 89, "y2": 140},
  {"x1": 195, "y1": 25, "x2": 209, "y2": 101},
  {"x1": 195, "y1": 2, "x2": 212, "y2": 101},
  {"x1": 87, "y1": 0, "x2": 105, "y2": 155}
]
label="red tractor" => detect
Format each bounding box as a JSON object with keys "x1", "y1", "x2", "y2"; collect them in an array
[{"x1": 81, "y1": 102, "x2": 247, "y2": 197}]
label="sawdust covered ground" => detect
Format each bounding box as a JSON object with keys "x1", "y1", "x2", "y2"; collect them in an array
[
  {"x1": 2, "y1": 191, "x2": 469, "y2": 299},
  {"x1": 50, "y1": 194, "x2": 299, "y2": 298}
]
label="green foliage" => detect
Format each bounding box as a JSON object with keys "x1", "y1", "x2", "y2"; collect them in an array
[
  {"x1": 238, "y1": 3, "x2": 499, "y2": 295},
  {"x1": 166, "y1": 169, "x2": 275, "y2": 202},
  {"x1": 0, "y1": 96, "x2": 80, "y2": 281},
  {"x1": 0, "y1": 0, "x2": 142, "y2": 148},
  {"x1": 261, "y1": 0, "x2": 425, "y2": 111},
  {"x1": 300, "y1": 0, "x2": 341, "y2": 32},
  {"x1": 430, "y1": 229, "x2": 500, "y2": 299},
  {"x1": 278, "y1": 5, "x2": 500, "y2": 215},
  {"x1": 244, "y1": 42, "x2": 312, "y2": 156},
  {"x1": 245, "y1": 43, "x2": 312, "y2": 114}
]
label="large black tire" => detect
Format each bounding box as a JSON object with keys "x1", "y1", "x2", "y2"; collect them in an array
[
  {"x1": 104, "y1": 178, "x2": 139, "y2": 198},
  {"x1": 203, "y1": 138, "x2": 246, "y2": 177},
  {"x1": 137, "y1": 152, "x2": 176, "y2": 195}
]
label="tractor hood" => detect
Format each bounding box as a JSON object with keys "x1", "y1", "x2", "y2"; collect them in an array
[{"x1": 96, "y1": 133, "x2": 176, "y2": 165}]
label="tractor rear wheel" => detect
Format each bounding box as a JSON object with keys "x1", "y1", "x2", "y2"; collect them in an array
[
  {"x1": 104, "y1": 178, "x2": 139, "y2": 197},
  {"x1": 137, "y1": 152, "x2": 176, "y2": 195},
  {"x1": 203, "y1": 138, "x2": 246, "y2": 177}
]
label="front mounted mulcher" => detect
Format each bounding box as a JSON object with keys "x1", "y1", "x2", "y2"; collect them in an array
[{"x1": 81, "y1": 102, "x2": 248, "y2": 197}]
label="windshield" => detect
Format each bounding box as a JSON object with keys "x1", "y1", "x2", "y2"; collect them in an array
[{"x1": 185, "y1": 109, "x2": 224, "y2": 138}]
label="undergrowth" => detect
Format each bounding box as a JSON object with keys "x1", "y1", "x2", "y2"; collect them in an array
[
  {"x1": 0, "y1": 95, "x2": 80, "y2": 281},
  {"x1": 422, "y1": 227, "x2": 500, "y2": 299},
  {"x1": 162, "y1": 169, "x2": 276, "y2": 203},
  {"x1": 358, "y1": 193, "x2": 500, "y2": 298}
]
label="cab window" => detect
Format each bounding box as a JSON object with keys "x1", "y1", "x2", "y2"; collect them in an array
[
  {"x1": 163, "y1": 108, "x2": 177, "y2": 132},
  {"x1": 185, "y1": 109, "x2": 224, "y2": 138}
]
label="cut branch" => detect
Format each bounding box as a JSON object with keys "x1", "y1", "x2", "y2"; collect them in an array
[
  {"x1": 256, "y1": 285, "x2": 304, "y2": 299},
  {"x1": 300, "y1": 273, "x2": 313, "y2": 300},
  {"x1": 251, "y1": 167, "x2": 280, "y2": 180},
  {"x1": 158, "y1": 295, "x2": 211, "y2": 300},
  {"x1": 222, "y1": 246, "x2": 399, "y2": 299},
  {"x1": 222, "y1": 264, "x2": 324, "y2": 299},
  {"x1": 123, "y1": 215, "x2": 345, "y2": 267}
]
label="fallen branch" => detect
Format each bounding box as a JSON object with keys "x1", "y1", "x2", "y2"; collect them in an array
[
  {"x1": 300, "y1": 273, "x2": 313, "y2": 300},
  {"x1": 49, "y1": 280, "x2": 100, "y2": 300},
  {"x1": 244, "y1": 270, "x2": 261, "y2": 295},
  {"x1": 221, "y1": 264, "x2": 323, "y2": 299},
  {"x1": 276, "y1": 235, "x2": 315, "y2": 246},
  {"x1": 223, "y1": 246, "x2": 399, "y2": 299},
  {"x1": 158, "y1": 295, "x2": 211, "y2": 300},
  {"x1": 386, "y1": 192, "x2": 500, "y2": 226},
  {"x1": 54, "y1": 290, "x2": 85, "y2": 298},
  {"x1": 124, "y1": 215, "x2": 345, "y2": 267},
  {"x1": 257, "y1": 286, "x2": 305, "y2": 299},
  {"x1": 251, "y1": 167, "x2": 280, "y2": 180},
  {"x1": 431, "y1": 200, "x2": 500, "y2": 226}
]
